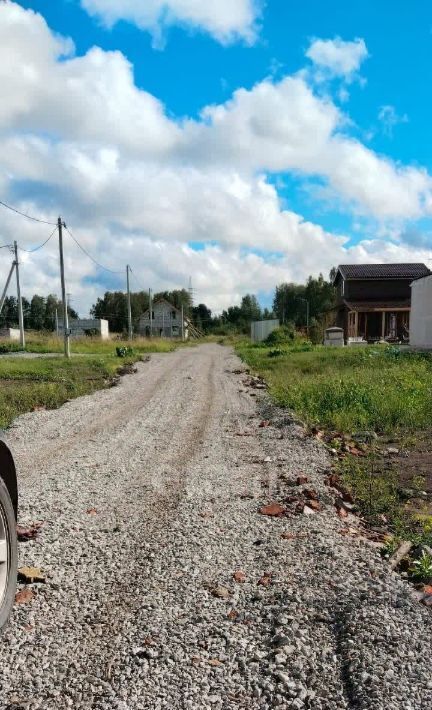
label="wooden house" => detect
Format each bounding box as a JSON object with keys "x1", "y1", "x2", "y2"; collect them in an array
[
  {"x1": 333, "y1": 263, "x2": 430, "y2": 342},
  {"x1": 138, "y1": 299, "x2": 187, "y2": 339}
]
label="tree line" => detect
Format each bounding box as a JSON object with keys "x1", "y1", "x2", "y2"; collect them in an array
[
  {"x1": 0, "y1": 295, "x2": 78, "y2": 331},
  {"x1": 0, "y1": 271, "x2": 336, "y2": 336}
]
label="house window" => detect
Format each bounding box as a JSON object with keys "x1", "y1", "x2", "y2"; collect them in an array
[
  {"x1": 172, "y1": 311, "x2": 176, "y2": 319},
  {"x1": 152, "y1": 311, "x2": 155, "y2": 319}
]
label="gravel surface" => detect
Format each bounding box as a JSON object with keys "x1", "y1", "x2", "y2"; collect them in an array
[{"x1": 0, "y1": 343, "x2": 431, "y2": 709}]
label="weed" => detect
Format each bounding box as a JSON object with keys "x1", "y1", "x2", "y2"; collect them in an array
[{"x1": 410, "y1": 551, "x2": 432, "y2": 583}]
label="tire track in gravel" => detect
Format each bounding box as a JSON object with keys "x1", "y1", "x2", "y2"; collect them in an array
[
  {"x1": 12, "y1": 350, "x2": 191, "y2": 471},
  {"x1": 0, "y1": 345, "x2": 220, "y2": 710},
  {"x1": 1, "y1": 345, "x2": 432, "y2": 710}
]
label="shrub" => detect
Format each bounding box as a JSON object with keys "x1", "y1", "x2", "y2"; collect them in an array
[
  {"x1": 265, "y1": 325, "x2": 295, "y2": 345},
  {"x1": 116, "y1": 346, "x2": 134, "y2": 358}
]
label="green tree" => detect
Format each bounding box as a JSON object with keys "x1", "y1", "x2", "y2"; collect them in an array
[
  {"x1": 191, "y1": 303, "x2": 212, "y2": 332},
  {"x1": 29, "y1": 295, "x2": 46, "y2": 330}
]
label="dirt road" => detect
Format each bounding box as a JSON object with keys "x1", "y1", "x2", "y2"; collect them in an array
[{"x1": 0, "y1": 344, "x2": 431, "y2": 709}]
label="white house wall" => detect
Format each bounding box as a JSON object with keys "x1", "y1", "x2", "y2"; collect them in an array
[{"x1": 410, "y1": 275, "x2": 432, "y2": 348}]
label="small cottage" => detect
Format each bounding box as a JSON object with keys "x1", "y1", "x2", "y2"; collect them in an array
[
  {"x1": 333, "y1": 263, "x2": 430, "y2": 343},
  {"x1": 138, "y1": 299, "x2": 188, "y2": 339}
]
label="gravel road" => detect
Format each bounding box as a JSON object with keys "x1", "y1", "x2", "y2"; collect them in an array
[{"x1": 0, "y1": 343, "x2": 431, "y2": 710}]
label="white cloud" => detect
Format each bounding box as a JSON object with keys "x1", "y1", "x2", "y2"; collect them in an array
[
  {"x1": 0, "y1": 3, "x2": 431, "y2": 315},
  {"x1": 80, "y1": 0, "x2": 261, "y2": 47},
  {"x1": 378, "y1": 104, "x2": 409, "y2": 138},
  {"x1": 306, "y1": 37, "x2": 369, "y2": 78}
]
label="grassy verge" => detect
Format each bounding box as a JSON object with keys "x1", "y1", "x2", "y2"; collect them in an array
[
  {"x1": 0, "y1": 335, "x2": 178, "y2": 429},
  {"x1": 236, "y1": 339, "x2": 432, "y2": 573},
  {"x1": 236, "y1": 341, "x2": 432, "y2": 434},
  {"x1": 1, "y1": 334, "x2": 177, "y2": 355}
]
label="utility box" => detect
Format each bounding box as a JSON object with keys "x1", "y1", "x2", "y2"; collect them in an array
[{"x1": 324, "y1": 326, "x2": 344, "y2": 347}]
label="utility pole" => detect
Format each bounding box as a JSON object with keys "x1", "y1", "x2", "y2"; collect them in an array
[
  {"x1": 181, "y1": 303, "x2": 185, "y2": 341},
  {"x1": 58, "y1": 216, "x2": 70, "y2": 358},
  {"x1": 149, "y1": 288, "x2": 152, "y2": 338},
  {"x1": 126, "y1": 265, "x2": 133, "y2": 340},
  {"x1": 13, "y1": 241, "x2": 25, "y2": 348},
  {"x1": 0, "y1": 260, "x2": 16, "y2": 316}
]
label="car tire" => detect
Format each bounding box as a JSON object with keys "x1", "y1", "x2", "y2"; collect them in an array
[{"x1": 0, "y1": 476, "x2": 17, "y2": 632}]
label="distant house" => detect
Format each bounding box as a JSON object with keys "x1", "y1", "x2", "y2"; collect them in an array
[
  {"x1": 138, "y1": 299, "x2": 188, "y2": 339},
  {"x1": 58, "y1": 318, "x2": 110, "y2": 340},
  {"x1": 333, "y1": 263, "x2": 430, "y2": 342}
]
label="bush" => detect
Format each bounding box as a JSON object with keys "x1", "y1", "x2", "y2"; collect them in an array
[
  {"x1": 116, "y1": 346, "x2": 134, "y2": 358},
  {"x1": 0, "y1": 342, "x2": 22, "y2": 354},
  {"x1": 265, "y1": 325, "x2": 295, "y2": 345}
]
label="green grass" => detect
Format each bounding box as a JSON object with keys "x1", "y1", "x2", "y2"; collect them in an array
[
  {"x1": 0, "y1": 356, "x2": 122, "y2": 429},
  {"x1": 237, "y1": 339, "x2": 432, "y2": 549},
  {"x1": 20, "y1": 333, "x2": 176, "y2": 355},
  {"x1": 0, "y1": 334, "x2": 179, "y2": 428},
  {"x1": 236, "y1": 341, "x2": 432, "y2": 434}
]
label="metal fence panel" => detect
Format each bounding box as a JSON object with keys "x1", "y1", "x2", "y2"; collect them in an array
[{"x1": 250, "y1": 319, "x2": 280, "y2": 342}]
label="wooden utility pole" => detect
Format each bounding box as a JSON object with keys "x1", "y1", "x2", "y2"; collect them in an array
[
  {"x1": 181, "y1": 304, "x2": 185, "y2": 341},
  {"x1": 126, "y1": 265, "x2": 133, "y2": 340},
  {"x1": 13, "y1": 241, "x2": 25, "y2": 348},
  {"x1": 58, "y1": 217, "x2": 70, "y2": 358},
  {"x1": 149, "y1": 288, "x2": 152, "y2": 338}
]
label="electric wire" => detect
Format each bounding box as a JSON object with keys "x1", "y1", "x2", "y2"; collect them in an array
[
  {"x1": 64, "y1": 226, "x2": 124, "y2": 275},
  {"x1": 0, "y1": 199, "x2": 57, "y2": 226},
  {"x1": 18, "y1": 226, "x2": 58, "y2": 253}
]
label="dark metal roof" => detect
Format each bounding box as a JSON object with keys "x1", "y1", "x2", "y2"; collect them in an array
[
  {"x1": 344, "y1": 299, "x2": 411, "y2": 312},
  {"x1": 336, "y1": 263, "x2": 430, "y2": 281}
]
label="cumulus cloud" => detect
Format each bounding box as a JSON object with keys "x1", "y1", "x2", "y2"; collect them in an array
[
  {"x1": 306, "y1": 36, "x2": 369, "y2": 79},
  {"x1": 80, "y1": 0, "x2": 261, "y2": 47},
  {"x1": 0, "y1": 3, "x2": 431, "y2": 315}
]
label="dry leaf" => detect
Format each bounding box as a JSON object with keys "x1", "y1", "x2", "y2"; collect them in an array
[
  {"x1": 17, "y1": 567, "x2": 45, "y2": 584},
  {"x1": 259, "y1": 420, "x2": 271, "y2": 428},
  {"x1": 257, "y1": 573, "x2": 272, "y2": 587},
  {"x1": 233, "y1": 571, "x2": 246, "y2": 583},
  {"x1": 227, "y1": 609, "x2": 238, "y2": 620},
  {"x1": 259, "y1": 502, "x2": 286, "y2": 517},
  {"x1": 211, "y1": 586, "x2": 230, "y2": 599},
  {"x1": 15, "y1": 588, "x2": 35, "y2": 604},
  {"x1": 86, "y1": 508, "x2": 98, "y2": 515},
  {"x1": 208, "y1": 659, "x2": 224, "y2": 667},
  {"x1": 17, "y1": 522, "x2": 44, "y2": 542},
  {"x1": 296, "y1": 475, "x2": 308, "y2": 485}
]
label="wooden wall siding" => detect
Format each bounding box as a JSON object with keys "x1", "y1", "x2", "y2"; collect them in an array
[{"x1": 341, "y1": 278, "x2": 412, "y2": 301}]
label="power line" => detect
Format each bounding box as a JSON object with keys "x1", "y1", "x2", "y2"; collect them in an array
[
  {"x1": 0, "y1": 244, "x2": 12, "y2": 250},
  {"x1": 0, "y1": 199, "x2": 57, "y2": 226},
  {"x1": 64, "y1": 226, "x2": 124, "y2": 275},
  {"x1": 18, "y1": 226, "x2": 58, "y2": 253}
]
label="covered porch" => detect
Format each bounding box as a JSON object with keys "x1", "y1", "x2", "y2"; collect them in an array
[{"x1": 346, "y1": 301, "x2": 410, "y2": 342}]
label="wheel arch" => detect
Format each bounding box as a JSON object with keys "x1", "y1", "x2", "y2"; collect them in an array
[{"x1": 0, "y1": 439, "x2": 18, "y2": 519}]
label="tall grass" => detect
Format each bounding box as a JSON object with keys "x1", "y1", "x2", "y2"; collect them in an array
[
  {"x1": 236, "y1": 342, "x2": 432, "y2": 434},
  {"x1": 21, "y1": 333, "x2": 176, "y2": 355}
]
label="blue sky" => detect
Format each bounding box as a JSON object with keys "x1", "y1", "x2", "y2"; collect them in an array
[{"x1": 1, "y1": 1, "x2": 432, "y2": 313}]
